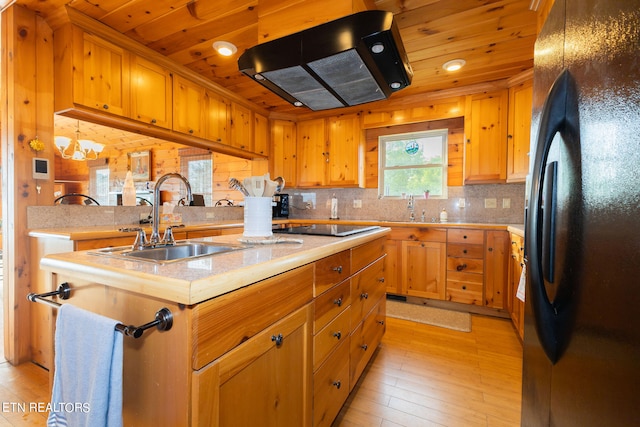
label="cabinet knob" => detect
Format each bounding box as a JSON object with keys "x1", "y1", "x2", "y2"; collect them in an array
[
  {"x1": 463, "y1": 249, "x2": 468, "y2": 254},
  {"x1": 377, "y1": 277, "x2": 385, "y2": 283},
  {"x1": 102, "y1": 104, "x2": 109, "y2": 110},
  {"x1": 462, "y1": 285, "x2": 467, "y2": 290},
  {"x1": 361, "y1": 344, "x2": 368, "y2": 351},
  {"x1": 333, "y1": 331, "x2": 342, "y2": 340},
  {"x1": 332, "y1": 266, "x2": 343, "y2": 274},
  {"x1": 456, "y1": 263, "x2": 467, "y2": 271},
  {"x1": 333, "y1": 297, "x2": 343, "y2": 307},
  {"x1": 377, "y1": 320, "x2": 385, "y2": 326},
  {"x1": 189, "y1": 129, "x2": 194, "y2": 134},
  {"x1": 488, "y1": 247, "x2": 493, "y2": 252},
  {"x1": 271, "y1": 333, "x2": 284, "y2": 346},
  {"x1": 360, "y1": 292, "x2": 369, "y2": 300},
  {"x1": 151, "y1": 118, "x2": 157, "y2": 124},
  {"x1": 463, "y1": 235, "x2": 468, "y2": 239},
  {"x1": 332, "y1": 381, "x2": 342, "y2": 389}
]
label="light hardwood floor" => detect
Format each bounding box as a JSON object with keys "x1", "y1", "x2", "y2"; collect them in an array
[{"x1": 0, "y1": 314, "x2": 522, "y2": 426}]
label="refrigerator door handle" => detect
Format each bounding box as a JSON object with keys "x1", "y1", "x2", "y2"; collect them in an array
[{"x1": 526, "y1": 69, "x2": 579, "y2": 364}]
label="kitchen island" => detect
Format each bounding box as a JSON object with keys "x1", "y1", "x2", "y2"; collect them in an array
[{"x1": 37, "y1": 227, "x2": 389, "y2": 427}]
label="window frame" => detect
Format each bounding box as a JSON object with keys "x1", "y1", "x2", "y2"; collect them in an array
[{"x1": 378, "y1": 128, "x2": 448, "y2": 199}]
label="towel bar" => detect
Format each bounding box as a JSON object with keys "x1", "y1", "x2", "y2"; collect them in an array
[{"x1": 27, "y1": 282, "x2": 173, "y2": 338}]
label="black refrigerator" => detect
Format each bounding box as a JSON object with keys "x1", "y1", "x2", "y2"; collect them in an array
[{"x1": 522, "y1": 0, "x2": 640, "y2": 426}]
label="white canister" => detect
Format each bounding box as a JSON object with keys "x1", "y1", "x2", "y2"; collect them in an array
[
  {"x1": 243, "y1": 197, "x2": 273, "y2": 237},
  {"x1": 440, "y1": 208, "x2": 448, "y2": 223}
]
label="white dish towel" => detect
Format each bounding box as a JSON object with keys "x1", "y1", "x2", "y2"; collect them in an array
[{"x1": 47, "y1": 304, "x2": 123, "y2": 427}]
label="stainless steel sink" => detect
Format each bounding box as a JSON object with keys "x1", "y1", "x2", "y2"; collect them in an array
[{"x1": 91, "y1": 241, "x2": 247, "y2": 264}]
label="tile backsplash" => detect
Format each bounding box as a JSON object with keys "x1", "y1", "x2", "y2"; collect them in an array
[
  {"x1": 286, "y1": 183, "x2": 526, "y2": 224},
  {"x1": 28, "y1": 183, "x2": 525, "y2": 229}
]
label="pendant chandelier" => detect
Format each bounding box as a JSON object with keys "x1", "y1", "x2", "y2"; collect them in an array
[{"x1": 54, "y1": 120, "x2": 105, "y2": 161}]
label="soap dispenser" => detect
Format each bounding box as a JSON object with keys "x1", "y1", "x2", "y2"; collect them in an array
[{"x1": 122, "y1": 171, "x2": 137, "y2": 206}]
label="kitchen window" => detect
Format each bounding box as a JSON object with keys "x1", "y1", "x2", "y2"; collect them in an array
[
  {"x1": 89, "y1": 164, "x2": 110, "y2": 205},
  {"x1": 379, "y1": 129, "x2": 448, "y2": 198},
  {"x1": 179, "y1": 148, "x2": 213, "y2": 206}
]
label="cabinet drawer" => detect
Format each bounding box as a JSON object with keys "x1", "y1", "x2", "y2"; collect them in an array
[
  {"x1": 351, "y1": 236, "x2": 385, "y2": 273},
  {"x1": 314, "y1": 307, "x2": 351, "y2": 371},
  {"x1": 446, "y1": 279, "x2": 483, "y2": 305},
  {"x1": 350, "y1": 297, "x2": 385, "y2": 389},
  {"x1": 192, "y1": 264, "x2": 313, "y2": 369},
  {"x1": 447, "y1": 243, "x2": 484, "y2": 259},
  {"x1": 446, "y1": 257, "x2": 484, "y2": 274},
  {"x1": 447, "y1": 229, "x2": 484, "y2": 245},
  {"x1": 315, "y1": 250, "x2": 351, "y2": 296},
  {"x1": 350, "y1": 257, "x2": 385, "y2": 326},
  {"x1": 313, "y1": 338, "x2": 350, "y2": 427},
  {"x1": 314, "y1": 279, "x2": 350, "y2": 333}
]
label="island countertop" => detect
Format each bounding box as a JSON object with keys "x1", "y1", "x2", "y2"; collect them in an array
[{"x1": 39, "y1": 227, "x2": 390, "y2": 305}]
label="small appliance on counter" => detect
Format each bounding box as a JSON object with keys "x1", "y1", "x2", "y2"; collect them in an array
[{"x1": 272, "y1": 194, "x2": 289, "y2": 218}]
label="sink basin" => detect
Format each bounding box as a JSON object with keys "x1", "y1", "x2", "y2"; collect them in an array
[{"x1": 91, "y1": 241, "x2": 247, "y2": 264}]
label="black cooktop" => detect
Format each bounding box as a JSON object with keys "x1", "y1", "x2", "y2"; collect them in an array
[{"x1": 273, "y1": 224, "x2": 380, "y2": 237}]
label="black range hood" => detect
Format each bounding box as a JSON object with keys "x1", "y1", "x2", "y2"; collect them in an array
[{"x1": 238, "y1": 10, "x2": 413, "y2": 111}]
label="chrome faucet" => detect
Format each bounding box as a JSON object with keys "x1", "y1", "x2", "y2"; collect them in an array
[{"x1": 150, "y1": 173, "x2": 192, "y2": 245}]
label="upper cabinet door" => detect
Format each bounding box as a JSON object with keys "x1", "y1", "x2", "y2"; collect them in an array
[
  {"x1": 326, "y1": 114, "x2": 361, "y2": 187},
  {"x1": 229, "y1": 102, "x2": 254, "y2": 152},
  {"x1": 130, "y1": 55, "x2": 172, "y2": 129},
  {"x1": 61, "y1": 28, "x2": 130, "y2": 117},
  {"x1": 270, "y1": 119, "x2": 297, "y2": 188},
  {"x1": 204, "y1": 90, "x2": 229, "y2": 144},
  {"x1": 464, "y1": 90, "x2": 508, "y2": 184},
  {"x1": 507, "y1": 81, "x2": 533, "y2": 182},
  {"x1": 297, "y1": 118, "x2": 327, "y2": 187},
  {"x1": 253, "y1": 113, "x2": 269, "y2": 157},
  {"x1": 173, "y1": 74, "x2": 204, "y2": 137}
]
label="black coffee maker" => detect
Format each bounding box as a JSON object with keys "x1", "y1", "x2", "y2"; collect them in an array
[{"x1": 272, "y1": 194, "x2": 289, "y2": 218}]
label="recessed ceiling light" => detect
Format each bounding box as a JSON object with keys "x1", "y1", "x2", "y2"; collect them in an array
[
  {"x1": 442, "y1": 59, "x2": 466, "y2": 72},
  {"x1": 213, "y1": 41, "x2": 237, "y2": 57}
]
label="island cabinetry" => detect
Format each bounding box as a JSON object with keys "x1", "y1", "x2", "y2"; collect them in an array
[
  {"x1": 446, "y1": 229, "x2": 485, "y2": 305},
  {"x1": 312, "y1": 237, "x2": 386, "y2": 427},
  {"x1": 193, "y1": 304, "x2": 313, "y2": 427},
  {"x1": 130, "y1": 55, "x2": 172, "y2": 128},
  {"x1": 54, "y1": 24, "x2": 130, "y2": 117},
  {"x1": 464, "y1": 89, "x2": 509, "y2": 184},
  {"x1": 507, "y1": 232, "x2": 525, "y2": 339},
  {"x1": 296, "y1": 114, "x2": 362, "y2": 188}
]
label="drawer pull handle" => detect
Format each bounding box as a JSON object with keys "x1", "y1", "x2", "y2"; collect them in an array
[
  {"x1": 271, "y1": 334, "x2": 284, "y2": 346},
  {"x1": 361, "y1": 344, "x2": 368, "y2": 351},
  {"x1": 360, "y1": 292, "x2": 369, "y2": 300},
  {"x1": 333, "y1": 297, "x2": 343, "y2": 307},
  {"x1": 332, "y1": 381, "x2": 341, "y2": 389},
  {"x1": 456, "y1": 264, "x2": 467, "y2": 271},
  {"x1": 463, "y1": 249, "x2": 468, "y2": 254},
  {"x1": 333, "y1": 331, "x2": 342, "y2": 340},
  {"x1": 332, "y1": 266, "x2": 343, "y2": 274},
  {"x1": 463, "y1": 235, "x2": 468, "y2": 239},
  {"x1": 462, "y1": 285, "x2": 467, "y2": 290}
]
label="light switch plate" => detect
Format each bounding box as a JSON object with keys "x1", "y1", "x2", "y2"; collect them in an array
[
  {"x1": 484, "y1": 198, "x2": 497, "y2": 209},
  {"x1": 458, "y1": 198, "x2": 466, "y2": 208},
  {"x1": 503, "y1": 198, "x2": 511, "y2": 209},
  {"x1": 353, "y1": 199, "x2": 362, "y2": 208}
]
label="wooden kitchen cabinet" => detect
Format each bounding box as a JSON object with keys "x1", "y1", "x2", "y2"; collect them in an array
[
  {"x1": 204, "y1": 90, "x2": 229, "y2": 144},
  {"x1": 130, "y1": 55, "x2": 172, "y2": 128},
  {"x1": 297, "y1": 114, "x2": 362, "y2": 187},
  {"x1": 446, "y1": 229, "x2": 484, "y2": 305},
  {"x1": 254, "y1": 112, "x2": 270, "y2": 156},
  {"x1": 229, "y1": 102, "x2": 254, "y2": 152},
  {"x1": 54, "y1": 24, "x2": 130, "y2": 117},
  {"x1": 464, "y1": 90, "x2": 508, "y2": 184},
  {"x1": 485, "y1": 230, "x2": 509, "y2": 309},
  {"x1": 271, "y1": 119, "x2": 297, "y2": 187},
  {"x1": 507, "y1": 80, "x2": 533, "y2": 182},
  {"x1": 173, "y1": 73, "x2": 205, "y2": 137},
  {"x1": 402, "y1": 240, "x2": 447, "y2": 300},
  {"x1": 508, "y1": 232, "x2": 525, "y2": 340},
  {"x1": 194, "y1": 304, "x2": 313, "y2": 427}
]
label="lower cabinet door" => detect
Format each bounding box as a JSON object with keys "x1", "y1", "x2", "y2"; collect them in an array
[
  {"x1": 349, "y1": 297, "x2": 386, "y2": 389},
  {"x1": 192, "y1": 304, "x2": 313, "y2": 427},
  {"x1": 313, "y1": 339, "x2": 350, "y2": 427}
]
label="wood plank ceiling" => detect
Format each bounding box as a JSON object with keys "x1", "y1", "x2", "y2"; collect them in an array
[{"x1": 11, "y1": 0, "x2": 538, "y2": 145}]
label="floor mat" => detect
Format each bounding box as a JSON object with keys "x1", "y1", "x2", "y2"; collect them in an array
[{"x1": 386, "y1": 299, "x2": 472, "y2": 332}]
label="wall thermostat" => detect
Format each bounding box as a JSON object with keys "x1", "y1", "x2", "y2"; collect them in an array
[{"x1": 33, "y1": 157, "x2": 50, "y2": 180}]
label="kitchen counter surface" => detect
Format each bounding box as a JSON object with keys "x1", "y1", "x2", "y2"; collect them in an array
[
  {"x1": 39, "y1": 227, "x2": 390, "y2": 305},
  {"x1": 29, "y1": 219, "x2": 525, "y2": 241}
]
